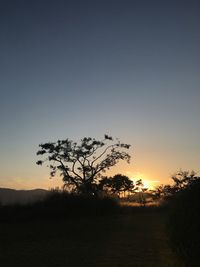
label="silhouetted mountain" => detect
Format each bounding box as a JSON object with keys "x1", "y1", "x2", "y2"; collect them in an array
[{"x1": 0, "y1": 188, "x2": 48, "y2": 205}]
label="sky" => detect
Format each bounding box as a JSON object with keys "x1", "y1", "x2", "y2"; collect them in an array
[{"x1": 0, "y1": 0, "x2": 200, "y2": 189}]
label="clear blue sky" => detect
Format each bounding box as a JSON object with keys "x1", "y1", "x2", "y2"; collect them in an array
[{"x1": 0, "y1": 0, "x2": 200, "y2": 189}]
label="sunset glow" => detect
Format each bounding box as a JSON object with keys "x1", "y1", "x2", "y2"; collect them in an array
[
  {"x1": 126, "y1": 171, "x2": 158, "y2": 190},
  {"x1": 0, "y1": 1, "x2": 199, "y2": 190}
]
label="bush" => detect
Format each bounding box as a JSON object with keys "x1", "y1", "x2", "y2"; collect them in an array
[{"x1": 167, "y1": 179, "x2": 200, "y2": 265}]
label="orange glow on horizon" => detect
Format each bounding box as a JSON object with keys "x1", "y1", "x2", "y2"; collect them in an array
[{"x1": 126, "y1": 171, "x2": 160, "y2": 190}]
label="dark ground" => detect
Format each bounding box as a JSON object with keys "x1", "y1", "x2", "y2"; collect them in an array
[{"x1": 0, "y1": 210, "x2": 183, "y2": 267}]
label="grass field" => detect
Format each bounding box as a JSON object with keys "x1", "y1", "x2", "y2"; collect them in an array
[{"x1": 0, "y1": 209, "x2": 184, "y2": 267}]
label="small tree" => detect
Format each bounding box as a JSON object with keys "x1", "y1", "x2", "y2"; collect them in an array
[
  {"x1": 152, "y1": 170, "x2": 200, "y2": 202},
  {"x1": 152, "y1": 184, "x2": 175, "y2": 201},
  {"x1": 37, "y1": 135, "x2": 131, "y2": 195},
  {"x1": 99, "y1": 174, "x2": 134, "y2": 197},
  {"x1": 172, "y1": 170, "x2": 199, "y2": 192},
  {"x1": 135, "y1": 179, "x2": 148, "y2": 206}
]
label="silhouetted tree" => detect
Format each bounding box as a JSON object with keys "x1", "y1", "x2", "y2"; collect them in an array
[
  {"x1": 152, "y1": 170, "x2": 200, "y2": 202},
  {"x1": 167, "y1": 176, "x2": 200, "y2": 265},
  {"x1": 152, "y1": 184, "x2": 175, "y2": 200},
  {"x1": 37, "y1": 135, "x2": 131, "y2": 195},
  {"x1": 99, "y1": 174, "x2": 134, "y2": 197},
  {"x1": 172, "y1": 170, "x2": 199, "y2": 192},
  {"x1": 98, "y1": 176, "x2": 112, "y2": 193},
  {"x1": 135, "y1": 179, "x2": 148, "y2": 206}
]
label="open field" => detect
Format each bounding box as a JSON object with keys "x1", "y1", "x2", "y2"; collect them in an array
[{"x1": 0, "y1": 209, "x2": 183, "y2": 267}]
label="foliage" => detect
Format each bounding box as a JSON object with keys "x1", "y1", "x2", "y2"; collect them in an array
[
  {"x1": 152, "y1": 184, "x2": 176, "y2": 200},
  {"x1": 98, "y1": 176, "x2": 150, "y2": 206},
  {"x1": 171, "y1": 170, "x2": 199, "y2": 192},
  {"x1": 153, "y1": 170, "x2": 200, "y2": 201},
  {"x1": 167, "y1": 177, "x2": 200, "y2": 265},
  {"x1": 99, "y1": 174, "x2": 134, "y2": 197},
  {"x1": 37, "y1": 135, "x2": 131, "y2": 195},
  {"x1": 155, "y1": 170, "x2": 200, "y2": 264},
  {"x1": 135, "y1": 179, "x2": 149, "y2": 206}
]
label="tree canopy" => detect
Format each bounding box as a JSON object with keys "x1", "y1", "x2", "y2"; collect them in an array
[
  {"x1": 153, "y1": 170, "x2": 200, "y2": 200},
  {"x1": 37, "y1": 135, "x2": 131, "y2": 195},
  {"x1": 99, "y1": 174, "x2": 134, "y2": 197}
]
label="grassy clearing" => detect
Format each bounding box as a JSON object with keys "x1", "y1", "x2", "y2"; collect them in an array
[{"x1": 0, "y1": 209, "x2": 183, "y2": 267}]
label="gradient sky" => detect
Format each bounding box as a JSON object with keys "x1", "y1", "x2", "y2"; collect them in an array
[{"x1": 0, "y1": 0, "x2": 200, "y2": 189}]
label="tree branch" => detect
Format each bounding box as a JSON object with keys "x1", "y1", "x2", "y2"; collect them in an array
[{"x1": 91, "y1": 144, "x2": 114, "y2": 167}]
